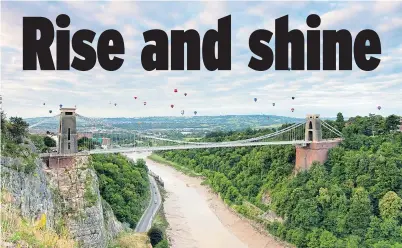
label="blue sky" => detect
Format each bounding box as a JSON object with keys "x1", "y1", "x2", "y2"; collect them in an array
[{"x1": 1, "y1": 1, "x2": 402, "y2": 118}]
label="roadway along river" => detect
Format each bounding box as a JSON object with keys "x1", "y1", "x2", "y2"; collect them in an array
[{"x1": 127, "y1": 152, "x2": 286, "y2": 248}]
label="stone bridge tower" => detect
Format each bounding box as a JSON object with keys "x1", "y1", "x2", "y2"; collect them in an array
[
  {"x1": 305, "y1": 114, "x2": 322, "y2": 142},
  {"x1": 58, "y1": 107, "x2": 78, "y2": 154},
  {"x1": 295, "y1": 114, "x2": 341, "y2": 172}
]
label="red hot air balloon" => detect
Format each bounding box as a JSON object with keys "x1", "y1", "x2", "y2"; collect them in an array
[
  {"x1": 171, "y1": 104, "x2": 174, "y2": 108},
  {"x1": 174, "y1": 89, "x2": 178, "y2": 93},
  {"x1": 377, "y1": 106, "x2": 381, "y2": 110},
  {"x1": 291, "y1": 108, "x2": 295, "y2": 112}
]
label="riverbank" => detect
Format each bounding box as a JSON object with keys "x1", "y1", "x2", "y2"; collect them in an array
[
  {"x1": 146, "y1": 153, "x2": 289, "y2": 248},
  {"x1": 150, "y1": 181, "x2": 170, "y2": 247}
]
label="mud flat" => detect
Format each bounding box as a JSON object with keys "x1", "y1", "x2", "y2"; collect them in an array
[{"x1": 127, "y1": 152, "x2": 286, "y2": 248}]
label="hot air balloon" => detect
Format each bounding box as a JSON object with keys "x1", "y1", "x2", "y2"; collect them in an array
[
  {"x1": 144, "y1": 102, "x2": 147, "y2": 105},
  {"x1": 291, "y1": 108, "x2": 295, "y2": 112},
  {"x1": 194, "y1": 111, "x2": 197, "y2": 115},
  {"x1": 59, "y1": 104, "x2": 63, "y2": 109},
  {"x1": 43, "y1": 103, "x2": 45, "y2": 106},
  {"x1": 181, "y1": 110, "x2": 184, "y2": 115},
  {"x1": 292, "y1": 97, "x2": 295, "y2": 100},
  {"x1": 114, "y1": 103, "x2": 117, "y2": 106},
  {"x1": 184, "y1": 93, "x2": 187, "y2": 96},
  {"x1": 174, "y1": 89, "x2": 178, "y2": 93},
  {"x1": 377, "y1": 106, "x2": 381, "y2": 110},
  {"x1": 49, "y1": 110, "x2": 52, "y2": 114},
  {"x1": 254, "y1": 98, "x2": 257, "y2": 102},
  {"x1": 272, "y1": 103, "x2": 275, "y2": 106},
  {"x1": 134, "y1": 96, "x2": 137, "y2": 99},
  {"x1": 170, "y1": 104, "x2": 174, "y2": 108}
]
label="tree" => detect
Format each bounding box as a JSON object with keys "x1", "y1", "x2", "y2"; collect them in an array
[
  {"x1": 44, "y1": 136, "x2": 56, "y2": 147},
  {"x1": 154, "y1": 239, "x2": 168, "y2": 248},
  {"x1": 336, "y1": 112, "x2": 345, "y2": 131},
  {"x1": 385, "y1": 115, "x2": 400, "y2": 133},
  {"x1": 1, "y1": 111, "x2": 6, "y2": 135},
  {"x1": 346, "y1": 187, "x2": 373, "y2": 236},
  {"x1": 147, "y1": 226, "x2": 164, "y2": 247},
  {"x1": 379, "y1": 191, "x2": 402, "y2": 220},
  {"x1": 78, "y1": 137, "x2": 97, "y2": 150},
  {"x1": 92, "y1": 154, "x2": 149, "y2": 229},
  {"x1": 319, "y1": 230, "x2": 338, "y2": 248},
  {"x1": 8, "y1": 117, "x2": 29, "y2": 143},
  {"x1": 30, "y1": 134, "x2": 47, "y2": 152}
]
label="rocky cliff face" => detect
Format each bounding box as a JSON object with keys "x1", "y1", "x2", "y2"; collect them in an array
[
  {"x1": 1, "y1": 154, "x2": 126, "y2": 248},
  {"x1": 1, "y1": 156, "x2": 56, "y2": 229}
]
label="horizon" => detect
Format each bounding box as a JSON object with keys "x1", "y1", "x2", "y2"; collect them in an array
[{"x1": 24, "y1": 112, "x2": 360, "y2": 121}]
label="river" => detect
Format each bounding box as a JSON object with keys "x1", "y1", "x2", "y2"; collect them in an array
[{"x1": 127, "y1": 152, "x2": 286, "y2": 248}]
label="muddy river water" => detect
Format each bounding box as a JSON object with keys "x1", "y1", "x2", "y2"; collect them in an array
[{"x1": 127, "y1": 152, "x2": 285, "y2": 248}]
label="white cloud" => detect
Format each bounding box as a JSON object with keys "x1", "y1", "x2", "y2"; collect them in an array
[
  {"x1": 377, "y1": 17, "x2": 402, "y2": 32},
  {"x1": 373, "y1": 1, "x2": 402, "y2": 14},
  {"x1": 319, "y1": 4, "x2": 366, "y2": 29},
  {"x1": 1, "y1": 1, "x2": 401, "y2": 118}
]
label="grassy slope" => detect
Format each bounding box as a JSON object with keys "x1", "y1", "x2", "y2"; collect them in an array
[{"x1": 109, "y1": 233, "x2": 151, "y2": 248}]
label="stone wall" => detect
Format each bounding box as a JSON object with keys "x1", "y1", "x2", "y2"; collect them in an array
[{"x1": 295, "y1": 139, "x2": 342, "y2": 172}]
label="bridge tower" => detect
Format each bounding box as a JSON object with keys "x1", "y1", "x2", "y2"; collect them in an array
[
  {"x1": 58, "y1": 107, "x2": 78, "y2": 154},
  {"x1": 295, "y1": 114, "x2": 341, "y2": 172},
  {"x1": 305, "y1": 114, "x2": 322, "y2": 142}
]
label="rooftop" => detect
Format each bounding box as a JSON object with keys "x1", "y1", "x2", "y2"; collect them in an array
[{"x1": 60, "y1": 107, "x2": 77, "y2": 112}]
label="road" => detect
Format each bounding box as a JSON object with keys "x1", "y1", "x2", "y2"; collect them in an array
[{"x1": 135, "y1": 174, "x2": 162, "y2": 232}]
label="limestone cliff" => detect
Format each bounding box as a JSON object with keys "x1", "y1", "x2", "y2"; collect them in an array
[
  {"x1": 1, "y1": 154, "x2": 126, "y2": 248},
  {"x1": 1, "y1": 156, "x2": 56, "y2": 229}
]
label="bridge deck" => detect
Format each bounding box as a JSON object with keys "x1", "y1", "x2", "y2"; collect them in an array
[
  {"x1": 88, "y1": 140, "x2": 310, "y2": 154},
  {"x1": 38, "y1": 139, "x2": 345, "y2": 157}
]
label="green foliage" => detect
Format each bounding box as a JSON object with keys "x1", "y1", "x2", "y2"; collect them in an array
[
  {"x1": 1, "y1": 110, "x2": 6, "y2": 135},
  {"x1": 91, "y1": 154, "x2": 150, "y2": 228},
  {"x1": 147, "y1": 226, "x2": 163, "y2": 247},
  {"x1": 7, "y1": 117, "x2": 29, "y2": 144},
  {"x1": 156, "y1": 114, "x2": 402, "y2": 247},
  {"x1": 335, "y1": 112, "x2": 345, "y2": 131},
  {"x1": 379, "y1": 191, "x2": 402, "y2": 220},
  {"x1": 83, "y1": 173, "x2": 97, "y2": 207},
  {"x1": 29, "y1": 134, "x2": 47, "y2": 152},
  {"x1": 1, "y1": 112, "x2": 37, "y2": 171},
  {"x1": 44, "y1": 136, "x2": 56, "y2": 147},
  {"x1": 385, "y1": 115, "x2": 401, "y2": 133},
  {"x1": 154, "y1": 239, "x2": 168, "y2": 248},
  {"x1": 78, "y1": 137, "x2": 99, "y2": 150}
]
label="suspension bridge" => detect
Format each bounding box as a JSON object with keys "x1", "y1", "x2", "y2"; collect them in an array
[{"x1": 29, "y1": 107, "x2": 342, "y2": 170}]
